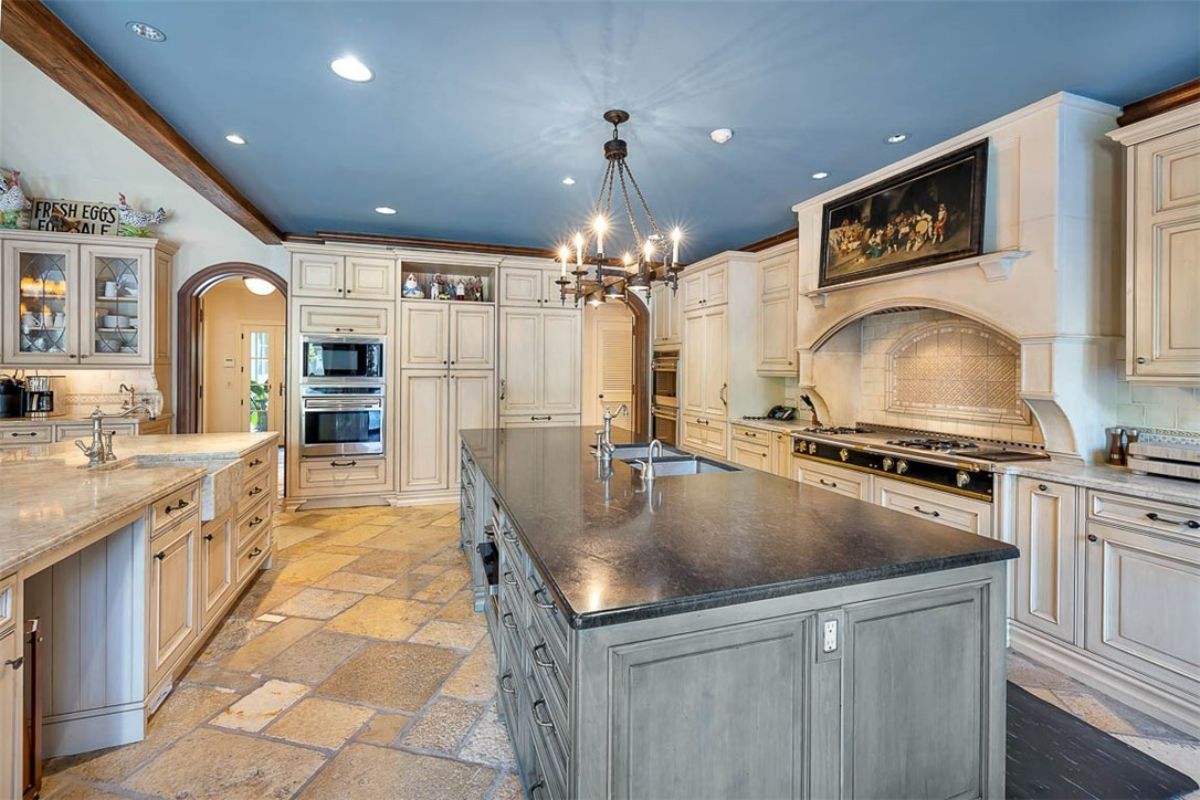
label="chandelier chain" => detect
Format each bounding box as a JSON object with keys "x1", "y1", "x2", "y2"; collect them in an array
[
  {"x1": 623, "y1": 161, "x2": 662, "y2": 241},
  {"x1": 616, "y1": 163, "x2": 643, "y2": 251}
]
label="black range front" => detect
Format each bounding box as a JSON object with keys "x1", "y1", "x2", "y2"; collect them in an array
[{"x1": 792, "y1": 437, "x2": 994, "y2": 501}]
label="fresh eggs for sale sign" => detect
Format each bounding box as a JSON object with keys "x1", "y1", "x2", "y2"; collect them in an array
[{"x1": 30, "y1": 198, "x2": 119, "y2": 235}]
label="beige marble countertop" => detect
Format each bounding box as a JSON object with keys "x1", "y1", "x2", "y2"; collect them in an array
[
  {"x1": 1000, "y1": 460, "x2": 1199, "y2": 508},
  {"x1": 731, "y1": 417, "x2": 807, "y2": 434},
  {"x1": 0, "y1": 432, "x2": 278, "y2": 577}
]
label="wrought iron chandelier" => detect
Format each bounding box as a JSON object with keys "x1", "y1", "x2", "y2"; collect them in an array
[{"x1": 555, "y1": 110, "x2": 685, "y2": 306}]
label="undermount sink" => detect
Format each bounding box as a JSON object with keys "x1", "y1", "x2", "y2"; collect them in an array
[
  {"x1": 86, "y1": 455, "x2": 242, "y2": 521},
  {"x1": 593, "y1": 443, "x2": 687, "y2": 460},
  {"x1": 626, "y1": 456, "x2": 740, "y2": 476}
]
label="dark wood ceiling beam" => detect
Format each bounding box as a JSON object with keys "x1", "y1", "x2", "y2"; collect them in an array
[
  {"x1": 1, "y1": 0, "x2": 283, "y2": 244},
  {"x1": 739, "y1": 226, "x2": 798, "y2": 253},
  {"x1": 1118, "y1": 78, "x2": 1200, "y2": 127}
]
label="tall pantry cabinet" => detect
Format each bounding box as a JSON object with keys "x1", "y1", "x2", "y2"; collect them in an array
[{"x1": 497, "y1": 262, "x2": 582, "y2": 428}]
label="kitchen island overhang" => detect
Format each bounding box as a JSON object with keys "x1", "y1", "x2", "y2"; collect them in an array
[{"x1": 460, "y1": 426, "x2": 1016, "y2": 799}]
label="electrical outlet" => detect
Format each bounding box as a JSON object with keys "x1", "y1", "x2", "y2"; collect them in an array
[{"x1": 822, "y1": 619, "x2": 838, "y2": 653}]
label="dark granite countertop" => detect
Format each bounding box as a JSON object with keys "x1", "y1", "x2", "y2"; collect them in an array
[{"x1": 461, "y1": 427, "x2": 1017, "y2": 629}]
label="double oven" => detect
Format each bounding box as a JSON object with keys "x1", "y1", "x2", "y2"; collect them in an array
[
  {"x1": 300, "y1": 336, "x2": 386, "y2": 457},
  {"x1": 651, "y1": 350, "x2": 678, "y2": 446}
]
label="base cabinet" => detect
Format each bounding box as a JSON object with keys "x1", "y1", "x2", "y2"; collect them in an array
[
  {"x1": 874, "y1": 476, "x2": 992, "y2": 537},
  {"x1": 148, "y1": 514, "x2": 199, "y2": 690},
  {"x1": 0, "y1": 627, "x2": 16, "y2": 800},
  {"x1": 796, "y1": 459, "x2": 871, "y2": 501},
  {"x1": 1013, "y1": 478, "x2": 1078, "y2": 643},
  {"x1": 199, "y1": 511, "x2": 235, "y2": 630}
]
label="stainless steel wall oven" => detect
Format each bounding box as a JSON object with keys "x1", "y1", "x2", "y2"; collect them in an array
[{"x1": 300, "y1": 385, "x2": 384, "y2": 457}]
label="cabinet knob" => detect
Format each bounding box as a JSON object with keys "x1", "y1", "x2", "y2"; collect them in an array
[
  {"x1": 1135, "y1": 357, "x2": 1147, "y2": 364},
  {"x1": 204, "y1": 533, "x2": 214, "y2": 541},
  {"x1": 1087, "y1": 534, "x2": 1098, "y2": 542}
]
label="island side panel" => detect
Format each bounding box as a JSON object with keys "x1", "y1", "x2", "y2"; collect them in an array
[{"x1": 573, "y1": 561, "x2": 1008, "y2": 800}]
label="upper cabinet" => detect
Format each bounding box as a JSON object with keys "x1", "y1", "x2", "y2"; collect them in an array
[
  {"x1": 291, "y1": 249, "x2": 397, "y2": 301},
  {"x1": 651, "y1": 282, "x2": 681, "y2": 349},
  {"x1": 499, "y1": 265, "x2": 572, "y2": 308},
  {"x1": 1, "y1": 231, "x2": 173, "y2": 368},
  {"x1": 756, "y1": 241, "x2": 798, "y2": 376},
  {"x1": 400, "y1": 301, "x2": 494, "y2": 370},
  {"x1": 1110, "y1": 104, "x2": 1200, "y2": 382},
  {"x1": 680, "y1": 262, "x2": 727, "y2": 311}
]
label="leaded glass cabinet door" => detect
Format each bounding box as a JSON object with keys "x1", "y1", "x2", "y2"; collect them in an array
[
  {"x1": 80, "y1": 245, "x2": 151, "y2": 364},
  {"x1": 3, "y1": 239, "x2": 79, "y2": 365}
]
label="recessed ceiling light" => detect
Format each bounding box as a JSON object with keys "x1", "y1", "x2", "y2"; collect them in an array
[
  {"x1": 886, "y1": 133, "x2": 908, "y2": 144},
  {"x1": 561, "y1": 176, "x2": 576, "y2": 186},
  {"x1": 126, "y1": 21, "x2": 165, "y2": 42},
  {"x1": 225, "y1": 133, "x2": 246, "y2": 145},
  {"x1": 811, "y1": 171, "x2": 829, "y2": 180},
  {"x1": 709, "y1": 128, "x2": 734, "y2": 145},
  {"x1": 331, "y1": 56, "x2": 373, "y2": 82},
  {"x1": 375, "y1": 206, "x2": 397, "y2": 215}
]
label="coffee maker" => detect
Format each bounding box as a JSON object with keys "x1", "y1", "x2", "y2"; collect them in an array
[
  {"x1": 22, "y1": 375, "x2": 64, "y2": 418},
  {"x1": 0, "y1": 375, "x2": 24, "y2": 419}
]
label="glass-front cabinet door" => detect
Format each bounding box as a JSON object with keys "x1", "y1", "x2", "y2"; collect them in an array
[
  {"x1": 3, "y1": 239, "x2": 79, "y2": 365},
  {"x1": 80, "y1": 245, "x2": 151, "y2": 364}
]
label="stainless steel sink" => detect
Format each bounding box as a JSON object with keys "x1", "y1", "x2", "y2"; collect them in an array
[
  {"x1": 594, "y1": 443, "x2": 687, "y2": 460},
  {"x1": 626, "y1": 456, "x2": 740, "y2": 476}
]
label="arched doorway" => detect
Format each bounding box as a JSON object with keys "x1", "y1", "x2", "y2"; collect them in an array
[{"x1": 176, "y1": 263, "x2": 287, "y2": 434}]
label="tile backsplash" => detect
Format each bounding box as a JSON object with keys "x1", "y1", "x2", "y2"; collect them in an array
[{"x1": 1114, "y1": 377, "x2": 1200, "y2": 437}]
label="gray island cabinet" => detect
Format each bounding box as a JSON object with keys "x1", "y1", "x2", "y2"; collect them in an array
[{"x1": 460, "y1": 427, "x2": 1017, "y2": 800}]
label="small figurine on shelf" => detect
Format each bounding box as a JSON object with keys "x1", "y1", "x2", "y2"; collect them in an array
[
  {"x1": 455, "y1": 279, "x2": 466, "y2": 300},
  {"x1": 435, "y1": 274, "x2": 453, "y2": 300},
  {"x1": 402, "y1": 273, "x2": 423, "y2": 298},
  {"x1": 116, "y1": 192, "x2": 169, "y2": 237},
  {"x1": 428, "y1": 274, "x2": 441, "y2": 300},
  {"x1": 471, "y1": 276, "x2": 486, "y2": 302},
  {"x1": 464, "y1": 277, "x2": 479, "y2": 302},
  {"x1": 0, "y1": 169, "x2": 31, "y2": 229}
]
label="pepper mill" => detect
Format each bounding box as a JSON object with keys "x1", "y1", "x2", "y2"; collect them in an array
[{"x1": 1106, "y1": 427, "x2": 1125, "y2": 466}]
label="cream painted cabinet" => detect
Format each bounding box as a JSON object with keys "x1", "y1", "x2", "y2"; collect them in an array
[
  {"x1": 450, "y1": 305, "x2": 495, "y2": 369},
  {"x1": 400, "y1": 371, "x2": 450, "y2": 493},
  {"x1": 731, "y1": 436, "x2": 770, "y2": 470},
  {"x1": 1111, "y1": 108, "x2": 1200, "y2": 381},
  {"x1": 200, "y1": 511, "x2": 235, "y2": 630},
  {"x1": 79, "y1": 244, "x2": 153, "y2": 365},
  {"x1": 296, "y1": 303, "x2": 390, "y2": 336},
  {"x1": 770, "y1": 431, "x2": 795, "y2": 479},
  {"x1": 680, "y1": 263, "x2": 728, "y2": 311},
  {"x1": 345, "y1": 256, "x2": 396, "y2": 300},
  {"x1": 1014, "y1": 477, "x2": 1078, "y2": 643},
  {"x1": 401, "y1": 302, "x2": 450, "y2": 368},
  {"x1": 756, "y1": 244, "x2": 797, "y2": 376},
  {"x1": 682, "y1": 306, "x2": 728, "y2": 421},
  {"x1": 499, "y1": 308, "x2": 581, "y2": 417},
  {"x1": 500, "y1": 267, "x2": 547, "y2": 307},
  {"x1": 292, "y1": 252, "x2": 344, "y2": 298},
  {"x1": 796, "y1": 459, "x2": 871, "y2": 501},
  {"x1": 0, "y1": 627, "x2": 15, "y2": 800},
  {"x1": 873, "y1": 476, "x2": 992, "y2": 537},
  {"x1": 449, "y1": 371, "x2": 495, "y2": 485},
  {"x1": 148, "y1": 514, "x2": 200, "y2": 688},
  {"x1": 651, "y1": 282, "x2": 681, "y2": 348},
  {"x1": 291, "y1": 251, "x2": 397, "y2": 300}
]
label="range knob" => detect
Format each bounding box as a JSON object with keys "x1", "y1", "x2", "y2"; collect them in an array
[
  {"x1": 896, "y1": 459, "x2": 909, "y2": 475},
  {"x1": 882, "y1": 457, "x2": 894, "y2": 471},
  {"x1": 808, "y1": 442, "x2": 818, "y2": 455},
  {"x1": 839, "y1": 448, "x2": 849, "y2": 462},
  {"x1": 956, "y1": 470, "x2": 970, "y2": 488}
]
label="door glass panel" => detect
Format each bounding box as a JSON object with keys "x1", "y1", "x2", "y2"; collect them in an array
[
  {"x1": 92, "y1": 255, "x2": 141, "y2": 355},
  {"x1": 17, "y1": 251, "x2": 69, "y2": 355},
  {"x1": 248, "y1": 331, "x2": 270, "y2": 432}
]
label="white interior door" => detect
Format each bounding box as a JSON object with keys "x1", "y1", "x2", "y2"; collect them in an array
[{"x1": 242, "y1": 323, "x2": 286, "y2": 434}]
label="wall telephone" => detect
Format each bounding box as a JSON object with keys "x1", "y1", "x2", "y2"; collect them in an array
[{"x1": 766, "y1": 405, "x2": 796, "y2": 421}]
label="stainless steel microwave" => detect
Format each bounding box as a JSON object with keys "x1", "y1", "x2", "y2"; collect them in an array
[{"x1": 301, "y1": 336, "x2": 384, "y2": 383}]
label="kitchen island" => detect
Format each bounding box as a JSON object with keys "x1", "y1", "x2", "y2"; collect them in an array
[
  {"x1": 0, "y1": 432, "x2": 278, "y2": 796},
  {"x1": 460, "y1": 427, "x2": 1018, "y2": 800}
]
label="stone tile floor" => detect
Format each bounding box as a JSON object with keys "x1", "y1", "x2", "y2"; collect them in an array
[{"x1": 39, "y1": 503, "x2": 1199, "y2": 799}]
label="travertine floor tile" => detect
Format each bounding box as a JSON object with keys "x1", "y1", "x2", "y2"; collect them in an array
[
  {"x1": 265, "y1": 697, "x2": 374, "y2": 749},
  {"x1": 458, "y1": 703, "x2": 517, "y2": 768},
  {"x1": 441, "y1": 640, "x2": 498, "y2": 702},
  {"x1": 410, "y1": 619, "x2": 486, "y2": 650},
  {"x1": 221, "y1": 617, "x2": 323, "y2": 672},
  {"x1": 323, "y1": 522, "x2": 392, "y2": 546},
  {"x1": 400, "y1": 697, "x2": 484, "y2": 753},
  {"x1": 272, "y1": 524, "x2": 325, "y2": 550},
  {"x1": 209, "y1": 679, "x2": 310, "y2": 732},
  {"x1": 181, "y1": 663, "x2": 265, "y2": 693},
  {"x1": 356, "y1": 712, "x2": 412, "y2": 747},
  {"x1": 297, "y1": 743, "x2": 496, "y2": 800},
  {"x1": 413, "y1": 569, "x2": 469, "y2": 602},
  {"x1": 195, "y1": 616, "x2": 275, "y2": 663},
  {"x1": 314, "y1": 571, "x2": 396, "y2": 594},
  {"x1": 260, "y1": 630, "x2": 364, "y2": 684},
  {"x1": 437, "y1": 591, "x2": 485, "y2": 625},
  {"x1": 317, "y1": 642, "x2": 462, "y2": 712},
  {"x1": 324, "y1": 595, "x2": 439, "y2": 640},
  {"x1": 344, "y1": 548, "x2": 423, "y2": 578},
  {"x1": 38, "y1": 774, "x2": 130, "y2": 800},
  {"x1": 274, "y1": 552, "x2": 360, "y2": 585},
  {"x1": 270, "y1": 587, "x2": 363, "y2": 619},
  {"x1": 231, "y1": 580, "x2": 304, "y2": 619},
  {"x1": 378, "y1": 571, "x2": 439, "y2": 599},
  {"x1": 123, "y1": 728, "x2": 325, "y2": 800}
]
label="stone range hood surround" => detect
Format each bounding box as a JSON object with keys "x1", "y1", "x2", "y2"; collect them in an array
[{"x1": 791, "y1": 93, "x2": 1124, "y2": 463}]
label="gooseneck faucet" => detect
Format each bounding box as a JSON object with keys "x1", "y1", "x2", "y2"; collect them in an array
[
  {"x1": 75, "y1": 403, "x2": 154, "y2": 466},
  {"x1": 638, "y1": 438, "x2": 664, "y2": 482}
]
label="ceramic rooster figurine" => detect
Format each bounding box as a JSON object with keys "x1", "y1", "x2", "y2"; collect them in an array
[
  {"x1": 0, "y1": 170, "x2": 31, "y2": 228},
  {"x1": 117, "y1": 192, "x2": 168, "y2": 236}
]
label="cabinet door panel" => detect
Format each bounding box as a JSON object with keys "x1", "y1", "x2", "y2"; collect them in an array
[
  {"x1": 292, "y1": 252, "x2": 344, "y2": 298},
  {"x1": 200, "y1": 513, "x2": 235, "y2": 629},
  {"x1": 758, "y1": 292, "x2": 794, "y2": 374},
  {"x1": 680, "y1": 271, "x2": 706, "y2": 312},
  {"x1": 0, "y1": 630, "x2": 15, "y2": 800},
  {"x1": 650, "y1": 284, "x2": 669, "y2": 346},
  {"x1": 449, "y1": 371, "x2": 495, "y2": 486},
  {"x1": 701, "y1": 307, "x2": 728, "y2": 418},
  {"x1": 401, "y1": 302, "x2": 449, "y2": 368},
  {"x1": 297, "y1": 303, "x2": 389, "y2": 336},
  {"x1": 500, "y1": 309, "x2": 542, "y2": 414},
  {"x1": 703, "y1": 263, "x2": 728, "y2": 307},
  {"x1": 450, "y1": 304, "x2": 495, "y2": 369},
  {"x1": 4, "y1": 240, "x2": 79, "y2": 365},
  {"x1": 681, "y1": 311, "x2": 706, "y2": 415},
  {"x1": 345, "y1": 256, "x2": 395, "y2": 300},
  {"x1": 1085, "y1": 521, "x2": 1200, "y2": 696},
  {"x1": 541, "y1": 310, "x2": 581, "y2": 414},
  {"x1": 1014, "y1": 478, "x2": 1078, "y2": 643},
  {"x1": 401, "y1": 371, "x2": 449, "y2": 493},
  {"x1": 500, "y1": 268, "x2": 544, "y2": 307},
  {"x1": 731, "y1": 438, "x2": 770, "y2": 470},
  {"x1": 148, "y1": 516, "x2": 199, "y2": 687}
]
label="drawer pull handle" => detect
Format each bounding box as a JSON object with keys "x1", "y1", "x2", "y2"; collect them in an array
[
  {"x1": 502, "y1": 571, "x2": 517, "y2": 586},
  {"x1": 10, "y1": 432, "x2": 38, "y2": 437},
  {"x1": 330, "y1": 460, "x2": 358, "y2": 467},
  {"x1": 818, "y1": 478, "x2": 837, "y2": 488},
  {"x1": 529, "y1": 779, "x2": 547, "y2": 798},
  {"x1": 4, "y1": 657, "x2": 23, "y2": 670},
  {"x1": 532, "y1": 587, "x2": 555, "y2": 611},
  {"x1": 502, "y1": 612, "x2": 517, "y2": 630},
  {"x1": 483, "y1": 523, "x2": 497, "y2": 537},
  {"x1": 500, "y1": 672, "x2": 516, "y2": 695},
  {"x1": 502, "y1": 529, "x2": 518, "y2": 543},
  {"x1": 913, "y1": 505, "x2": 941, "y2": 518},
  {"x1": 248, "y1": 458, "x2": 264, "y2": 468},
  {"x1": 334, "y1": 327, "x2": 356, "y2": 333},
  {"x1": 530, "y1": 415, "x2": 552, "y2": 421},
  {"x1": 248, "y1": 486, "x2": 263, "y2": 497},
  {"x1": 249, "y1": 516, "x2": 264, "y2": 528},
  {"x1": 532, "y1": 699, "x2": 555, "y2": 729},
  {"x1": 249, "y1": 547, "x2": 263, "y2": 558},
  {"x1": 164, "y1": 499, "x2": 190, "y2": 514},
  {"x1": 154, "y1": 551, "x2": 166, "y2": 561},
  {"x1": 532, "y1": 643, "x2": 556, "y2": 671},
  {"x1": 1146, "y1": 512, "x2": 1199, "y2": 529},
  {"x1": 1136, "y1": 356, "x2": 1147, "y2": 364},
  {"x1": 204, "y1": 533, "x2": 214, "y2": 542}
]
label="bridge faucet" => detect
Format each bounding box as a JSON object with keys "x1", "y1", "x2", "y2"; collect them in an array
[{"x1": 75, "y1": 403, "x2": 154, "y2": 466}]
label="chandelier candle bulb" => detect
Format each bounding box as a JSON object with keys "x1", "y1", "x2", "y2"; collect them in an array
[
  {"x1": 574, "y1": 232, "x2": 584, "y2": 267},
  {"x1": 559, "y1": 246, "x2": 570, "y2": 276},
  {"x1": 671, "y1": 227, "x2": 682, "y2": 263}
]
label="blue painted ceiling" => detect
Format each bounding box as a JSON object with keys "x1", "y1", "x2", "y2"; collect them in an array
[{"x1": 43, "y1": 1, "x2": 1200, "y2": 258}]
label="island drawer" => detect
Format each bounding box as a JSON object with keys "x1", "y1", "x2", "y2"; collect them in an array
[
  {"x1": 0, "y1": 574, "x2": 15, "y2": 633},
  {"x1": 526, "y1": 573, "x2": 570, "y2": 670},
  {"x1": 152, "y1": 483, "x2": 200, "y2": 533},
  {"x1": 236, "y1": 498, "x2": 272, "y2": 553},
  {"x1": 0, "y1": 423, "x2": 52, "y2": 446},
  {"x1": 526, "y1": 618, "x2": 569, "y2": 749},
  {"x1": 527, "y1": 665, "x2": 570, "y2": 799},
  {"x1": 238, "y1": 471, "x2": 271, "y2": 517},
  {"x1": 237, "y1": 529, "x2": 271, "y2": 585},
  {"x1": 242, "y1": 444, "x2": 272, "y2": 478},
  {"x1": 1088, "y1": 490, "x2": 1199, "y2": 538}
]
